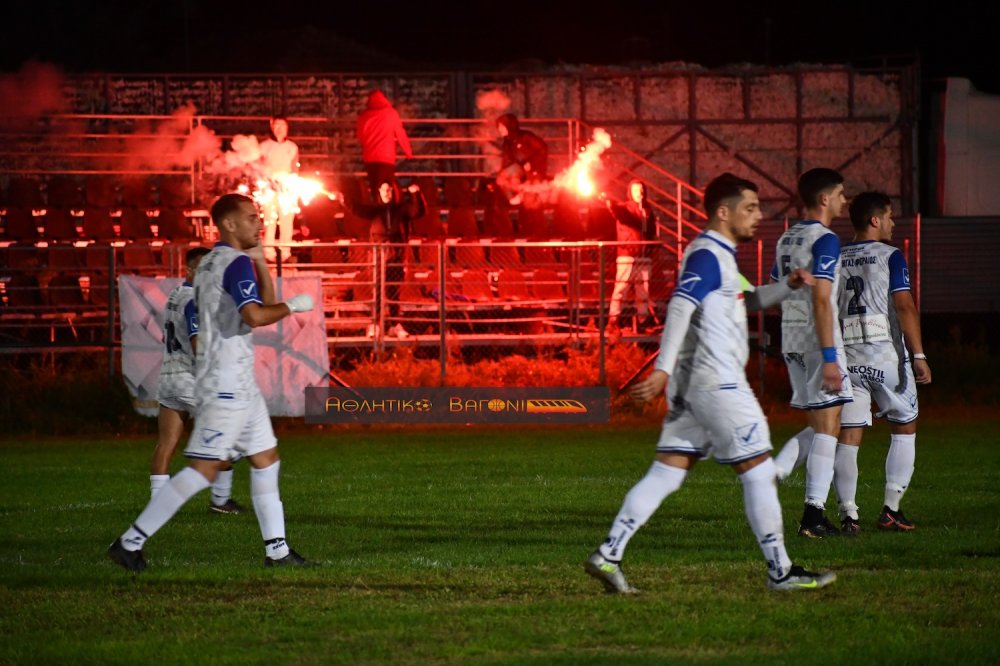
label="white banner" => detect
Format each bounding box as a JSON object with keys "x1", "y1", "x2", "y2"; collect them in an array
[{"x1": 119, "y1": 273, "x2": 329, "y2": 417}]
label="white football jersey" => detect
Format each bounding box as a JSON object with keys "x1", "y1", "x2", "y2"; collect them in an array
[
  {"x1": 193, "y1": 243, "x2": 264, "y2": 404},
  {"x1": 771, "y1": 220, "x2": 843, "y2": 354},
  {"x1": 838, "y1": 240, "x2": 911, "y2": 366},
  {"x1": 665, "y1": 230, "x2": 750, "y2": 390},
  {"x1": 157, "y1": 282, "x2": 198, "y2": 401}
]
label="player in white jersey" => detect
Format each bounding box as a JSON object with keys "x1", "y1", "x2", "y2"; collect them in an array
[
  {"x1": 151, "y1": 246, "x2": 244, "y2": 513},
  {"x1": 585, "y1": 173, "x2": 835, "y2": 593},
  {"x1": 770, "y1": 168, "x2": 852, "y2": 539},
  {"x1": 833, "y1": 191, "x2": 932, "y2": 534},
  {"x1": 109, "y1": 193, "x2": 316, "y2": 573},
  {"x1": 258, "y1": 115, "x2": 299, "y2": 263}
]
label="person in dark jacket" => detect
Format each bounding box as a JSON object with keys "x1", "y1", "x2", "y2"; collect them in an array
[
  {"x1": 495, "y1": 113, "x2": 548, "y2": 205},
  {"x1": 350, "y1": 181, "x2": 427, "y2": 338},
  {"x1": 602, "y1": 179, "x2": 659, "y2": 341},
  {"x1": 357, "y1": 90, "x2": 414, "y2": 198}
]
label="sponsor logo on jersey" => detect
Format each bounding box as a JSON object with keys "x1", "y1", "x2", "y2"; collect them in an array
[{"x1": 848, "y1": 365, "x2": 886, "y2": 382}]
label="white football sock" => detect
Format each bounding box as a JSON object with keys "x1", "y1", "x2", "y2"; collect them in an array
[
  {"x1": 150, "y1": 474, "x2": 170, "y2": 499},
  {"x1": 833, "y1": 443, "x2": 860, "y2": 519},
  {"x1": 773, "y1": 427, "x2": 814, "y2": 480},
  {"x1": 121, "y1": 467, "x2": 211, "y2": 551},
  {"x1": 805, "y1": 433, "x2": 837, "y2": 509},
  {"x1": 885, "y1": 434, "x2": 916, "y2": 511},
  {"x1": 598, "y1": 461, "x2": 687, "y2": 562},
  {"x1": 739, "y1": 458, "x2": 793, "y2": 580},
  {"x1": 211, "y1": 469, "x2": 234, "y2": 507},
  {"x1": 251, "y1": 461, "x2": 288, "y2": 559}
]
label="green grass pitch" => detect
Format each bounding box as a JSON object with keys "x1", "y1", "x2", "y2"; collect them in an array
[{"x1": 2, "y1": 419, "x2": 999, "y2": 664}]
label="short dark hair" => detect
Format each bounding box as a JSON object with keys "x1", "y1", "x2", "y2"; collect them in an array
[
  {"x1": 848, "y1": 191, "x2": 892, "y2": 232},
  {"x1": 798, "y1": 168, "x2": 844, "y2": 208},
  {"x1": 703, "y1": 172, "x2": 758, "y2": 220},
  {"x1": 268, "y1": 115, "x2": 289, "y2": 140},
  {"x1": 210, "y1": 193, "x2": 254, "y2": 226},
  {"x1": 184, "y1": 246, "x2": 210, "y2": 268}
]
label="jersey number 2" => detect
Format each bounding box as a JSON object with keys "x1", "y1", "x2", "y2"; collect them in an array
[{"x1": 845, "y1": 276, "x2": 867, "y2": 315}]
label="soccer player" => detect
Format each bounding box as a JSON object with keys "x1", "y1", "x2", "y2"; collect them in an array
[
  {"x1": 109, "y1": 193, "x2": 316, "y2": 572},
  {"x1": 770, "y1": 168, "x2": 853, "y2": 539},
  {"x1": 833, "y1": 191, "x2": 932, "y2": 534},
  {"x1": 585, "y1": 173, "x2": 836, "y2": 593},
  {"x1": 152, "y1": 246, "x2": 244, "y2": 513}
]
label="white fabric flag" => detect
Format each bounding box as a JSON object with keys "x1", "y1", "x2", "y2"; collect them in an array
[{"x1": 119, "y1": 273, "x2": 329, "y2": 417}]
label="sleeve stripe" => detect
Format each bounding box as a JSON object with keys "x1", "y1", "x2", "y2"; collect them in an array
[
  {"x1": 236, "y1": 297, "x2": 263, "y2": 311},
  {"x1": 890, "y1": 287, "x2": 910, "y2": 293},
  {"x1": 673, "y1": 292, "x2": 701, "y2": 306}
]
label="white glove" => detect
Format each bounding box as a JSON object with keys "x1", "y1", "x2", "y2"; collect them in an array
[{"x1": 286, "y1": 293, "x2": 314, "y2": 314}]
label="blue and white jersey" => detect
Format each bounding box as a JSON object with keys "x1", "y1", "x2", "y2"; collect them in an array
[
  {"x1": 838, "y1": 240, "x2": 911, "y2": 366},
  {"x1": 771, "y1": 220, "x2": 843, "y2": 354},
  {"x1": 670, "y1": 230, "x2": 749, "y2": 389},
  {"x1": 157, "y1": 282, "x2": 198, "y2": 400},
  {"x1": 192, "y1": 242, "x2": 263, "y2": 404}
]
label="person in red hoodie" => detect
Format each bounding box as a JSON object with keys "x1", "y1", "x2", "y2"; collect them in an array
[{"x1": 357, "y1": 90, "x2": 414, "y2": 197}]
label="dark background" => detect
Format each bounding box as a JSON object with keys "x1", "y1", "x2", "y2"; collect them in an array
[{"x1": 3, "y1": 0, "x2": 995, "y2": 92}]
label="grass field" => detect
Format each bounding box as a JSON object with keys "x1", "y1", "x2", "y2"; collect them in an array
[{"x1": 2, "y1": 419, "x2": 999, "y2": 664}]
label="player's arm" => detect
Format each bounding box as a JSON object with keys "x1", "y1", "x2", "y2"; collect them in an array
[
  {"x1": 632, "y1": 249, "x2": 720, "y2": 402},
  {"x1": 888, "y1": 250, "x2": 931, "y2": 384},
  {"x1": 745, "y1": 268, "x2": 814, "y2": 312},
  {"x1": 223, "y1": 254, "x2": 313, "y2": 329},
  {"x1": 810, "y1": 232, "x2": 842, "y2": 391},
  {"x1": 291, "y1": 143, "x2": 300, "y2": 175},
  {"x1": 246, "y1": 244, "x2": 276, "y2": 305}
]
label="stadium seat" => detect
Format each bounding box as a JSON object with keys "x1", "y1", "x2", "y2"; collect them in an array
[
  {"x1": 445, "y1": 207, "x2": 479, "y2": 239},
  {"x1": 46, "y1": 273, "x2": 86, "y2": 307},
  {"x1": 157, "y1": 177, "x2": 193, "y2": 208},
  {"x1": 454, "y1": 243, "x2": 487, "y2": 268},
  {"x1": 482, "y1": 205, "x2": 514, "y2": 238},
  {"x1": 457, "y1": 269, "x2": 495, "y2": 303},
  {"x1": 413, "y1": 176, "x2": 441, "y2": 207},
  {"x1": 489, "y1": 245, "x2": 522, "y2": 268},
  {"x1": 443, "y1": 177, "x2": 475, "y2": 207},
  {"x1": 2, "y1": 274, "x2": 43, "y2": 307},
  {"x1": 7, "y1": 178, "x2": 44, "y2": 208},
  {"x1": 82, "y1": 208, "x2": 120, "y2": 241},
  {"x1": 122, "y1": 244, "x2": 160, "y2": 272},
  {"x1": 552, "y1": 203, "x2": 586, "y2": 240},
  {"x1": 85, "y1": 177, "x2": 120, "y2": 208},
  {"x1": 5, "y1": 243, "x2": 44, "y2": 270},
  {"x1": 347, "y1": 244, "x2": 373, "y2": 267},
  {"x1": 47, "y1": 245, "x2": 82, "y2": 271},
  {"x1": 85, "y1": 245, "x2": 116, "y2": 271},
  {"x1": 121, "y1": 176, "x2": 155, "y2": 208},
  {"x1": 119, "y1": 208, "x2": 154, "y2": 241},
  {"x1": 523, "y1": 246, "x2": 559, "y2": 266},
  {"x1": 155, "y1": 208, "x2": 197, "y2": 241},
  {"x1": 88, "y1": 273, "x2": 112, "y2": 307},
  {"x1": 341, "y1": 210, "x2": 371, "y2": 240},
  {"x1": 530, "y1": 268, "x2": 567, "y2": 302},
  {"x1": 497, "y1": 269, "x2": 531, "y2": 302},
  {"x1": 411, "y1": 209, "x2": 445, "y2": 240},
  {"x1": 43, "y1": 208, "x2": 83, "y2": 242},
  {"x1": 4, "y1": 208, "x2": 41, "y2": 242},
  {"x1": 46, "y1": 176, "x2": 84, "y2": 208}
]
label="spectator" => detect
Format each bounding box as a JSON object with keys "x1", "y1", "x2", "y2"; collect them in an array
[
  {"x1": 495, "y1": 113, "x2": 548, "y2": 205},
  {"x1": 258, "y1": 115, "x2": 299, "y2": 262},
  {"x1": 357, "y1": 90, "x2": 413, "y2": 198}
]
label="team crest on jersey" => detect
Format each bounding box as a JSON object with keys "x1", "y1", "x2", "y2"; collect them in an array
[
  {"x1": 190, "y1": 314, "x2": 199, "y2": 332},
  {"x1": 902, "y1": 267, "x2": 910, "y2": 286},
  {"x1": 678, "y1": 271, "x2": 702, "y2": 293},
  {"x1": 818, "y1": 255, "x2": 837, "y2": 272},
  {"x1": 238, "y1": 280, "x2": 258, "y2": 299}
]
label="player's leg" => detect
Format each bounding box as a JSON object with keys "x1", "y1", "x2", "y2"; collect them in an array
[
  {"x1": 773, "y1": 426, "x2": 814, "y2": 481},
  {"x1": 109, "y1": 457, "x2": 224, "y2": 572},
  {"x1": 240, "y1": 394, "x2": 310, "y2": 566},
  {"x1": 586, "y1": 451, "x2": 696, "y2": 594},
  {"x1": 834, "y1": 379, "x2": 871, "y2": 535},
  {"x1": 208, "y1": 459, "x2": 245, "y2": 515},
  {"x1": 880, "y1": 421, "x2": 917, "y2": 530},
  {"x1": 150, "y1": 404, "x2": 186, "y2": 498}
]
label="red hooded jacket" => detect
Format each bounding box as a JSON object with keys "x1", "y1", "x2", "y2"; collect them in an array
[{"x1": 357, "y1": 90, "x2": 413, "y2": 165}]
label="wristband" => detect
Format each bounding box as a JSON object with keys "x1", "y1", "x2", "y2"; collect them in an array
[
  {"x1": 821, "y1": 347, "x2": 837, "y2": 363},
  {"x1": 912, "y1": 353, "x2": 927, "y2": 361}
]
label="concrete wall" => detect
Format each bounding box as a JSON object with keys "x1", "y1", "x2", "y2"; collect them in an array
[{"x1": 941, "y1": 78, "x2": 1000, "y2": 216}]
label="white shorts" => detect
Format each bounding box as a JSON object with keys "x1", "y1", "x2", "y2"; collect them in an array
[
  {"x1": 784, "y1": 349, "x2": 853, "y2": 410},
  {"x1": 841, "y1": 359, "x2": 919, "y2": 427},
  {"x1": 184, "y1": 393, "x2": 276, "y2": 462},
  {"x1": 656, "y1": 383, "x2": 772, "y2": 464},
  {"x1": 159, "y1": 395, "x2": 196, "y2": 415}
]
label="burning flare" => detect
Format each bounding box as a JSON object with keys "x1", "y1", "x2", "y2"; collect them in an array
[{"x1": 555, "y1": 128, "x2": 612, "y2": 198}]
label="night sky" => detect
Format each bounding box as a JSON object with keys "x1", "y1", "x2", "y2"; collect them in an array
[{"x1": 4, "y1": 0, "x2": 995, "y2": 92}]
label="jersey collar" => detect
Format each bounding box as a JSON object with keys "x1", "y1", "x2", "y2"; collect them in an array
[
  {"x1": 213, "y1": 241, "x2": 232, "y2": 249},
  {"x1": 700, "y1": 229, "x2": 737, "y2": 255}
]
